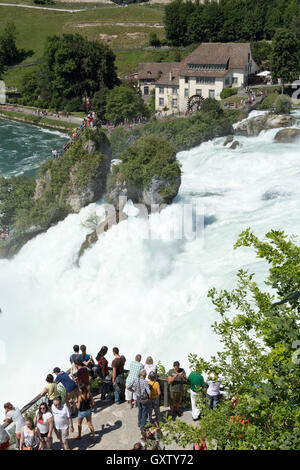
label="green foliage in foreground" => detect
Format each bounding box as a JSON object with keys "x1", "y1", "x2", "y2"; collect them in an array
[{"x1": 160, "y1": 229, "x2": 300, "y2": 450}]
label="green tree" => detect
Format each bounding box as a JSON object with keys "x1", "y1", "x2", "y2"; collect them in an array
[
  {"x1": 105, "y1": 85, "x2": 149, "y2": 124},
  {"x1": 0, "y1": 176, "x2": 35, "y2": 226},
  {"x1": 19, "y1": 69, "x2": 39, "y2": 106},
  {"x1": 270, "y1": 29, "x2": 300, "y2": 87},
  {"x1": 0, "y1": 21, "x2": 19, "y2": 65},
  {"x1": 160, "y1": 229, "x2": 300, "y2": 450},
  {"x1": 38, "y1": 33, "x2": 119, "y2": 111},
  {"x1": 273, "y1": 94, "x2": 292, "y2": 114},
  {"x1": 149, "y1": 32, "x2": 161, "y2": 48}
]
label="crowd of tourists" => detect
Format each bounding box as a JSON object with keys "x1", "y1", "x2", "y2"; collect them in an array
[
  {"x1": 1, "y1": 344, "x2": 224, "y2": 451},
  {"x1": 0, "y1": 226, "x2": 11, "y2": 241},
  {"x1": 51, "y1": 111, "x2": 98, "y2": 160}
]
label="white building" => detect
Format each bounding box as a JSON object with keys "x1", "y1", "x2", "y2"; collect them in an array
[{"x1": 138, "y1": 43, "x2": 259, "y2": 115}]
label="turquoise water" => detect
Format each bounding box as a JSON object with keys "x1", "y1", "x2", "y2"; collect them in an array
[{"x1": 0, "y1": 117, "x2": 69, "y2": 177}]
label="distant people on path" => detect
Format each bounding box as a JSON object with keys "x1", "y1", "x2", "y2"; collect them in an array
[
  {"x1": 75, "y1": 385, "x2": 95, "y2": 442},
  {"x1": 143, "y1": 356, "x2": 156, "y2": 380},
  {"x1": 74, "y1": 360, "x2": 90, "y2": 389},
  {"x1": 148, "y1": 371, "x2": 161, "y2": 425},
  {"x1": 0, "y1": 424, "x2": 10, "y2": 450},
  {"x1": 70, "y1": 344, "x2": 81, "y2": 377},
  {"x1": 168, "y1": 361, "x2": 187, "y2": 418},
  {"x1": 3, "y1": 402, "x2": 25, "y2": 449},
  {"x1": 79, "y1": 345, "x2": 95, "y2": 377},
  {"x1": 206, "y1": 371, "x2": 222, "y2": 409},
  {"x1": 19, "y1": 417, "x2": 41, "y2": 450},
  {"x1": 188, "y1": 369, "x2": 206, "y2": 421},
  {"x1": 111, "y1": 347, "x2": 126, "y2": 404},
  {"x1": 51, "y1": 396, "x2": 74, "y2": 451},
  {"x1": 34, "y1": 403, "x2": 53, "y2": 450},
  {"x1": 40, "y1": 374, "x2": 60, "y2": 407},
  {"x1": 94, "y1": 346, "x2": 110, "y2": 400},
  {"x1": 53, "y1": 367, "x2": 78, "y2": 414},
  {"x1": 128, "y1": 369, "x2": 150, "y2": 431},
  {"x1": 125, "y1": 354, "x2": 143, "y2": 408},
  {"x1": 140, "y1": 427, "x2": 163, "y2": 450}
]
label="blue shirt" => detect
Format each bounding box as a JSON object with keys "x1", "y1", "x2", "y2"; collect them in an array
[{"x1": 55, "y1": 372, "x2": 77, "y2": 393}]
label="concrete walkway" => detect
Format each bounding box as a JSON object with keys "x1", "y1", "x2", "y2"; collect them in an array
[{"x1": 51, "y1": 393, "x2": 197, "y2": 450}]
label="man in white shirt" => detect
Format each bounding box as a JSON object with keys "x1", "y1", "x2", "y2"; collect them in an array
[{"x1": 51, "y1": 397, "x2": 74, "y2": 450}]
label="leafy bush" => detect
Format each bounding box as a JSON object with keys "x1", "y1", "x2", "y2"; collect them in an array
[
  {"x1": 111, "y1": 136, "x2": 180, "y2": 190},
  {"x1": 274, "y1": 94, "x2": 292, "y2": 114},
  {"x1": 220, "y1": 88, "x2": 238, "y2": 99}
]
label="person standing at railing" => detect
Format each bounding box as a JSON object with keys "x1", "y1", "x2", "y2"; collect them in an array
[
  {"x1": 125, "y1": 354, "x2": 143, "y2": 409},
  {"x1": 111, "y1": 347, "x2": 126, "y2": 405},
  {"x1": 0, "y1": 424, "x2": 10, "y2": 450},
  {"x1": 94, "y1": 346, "x2": 110, "y2": 401},
  {"x1": 74, "y1": 360, "x2": 90, "y2": 390},
  {"x1": 78, "y1": 345, "x2": 95, "y2": 378},
  {"x1": 3, "y1": 402, "x2": 25, "y2": 450},
  {"x1": 187, "y1": 369, "x2": 206, "y2": 421},
  {"x1": 167, "y1": 362, "x2": 187, "y2": 418},
  {"x1": 53, "y1": 368, "x2": 78, "y2": 415},
  {"x1": 70, "y1": 344, "x2": 81, "y2": 378},
  {"x1": 40, "y1": 374, "x2": 60, "y2": 407}
]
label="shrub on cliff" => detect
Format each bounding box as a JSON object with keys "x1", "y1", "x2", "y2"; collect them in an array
[
  {"x1": 108, "y1": 136, "x2": 180, "y2": 191},
  {"x1": 273, "y1": 94, "x2": 292, "y2": 115},
  {"x1": 105, "y1": 85, "x2": 150, "y2": 124}
]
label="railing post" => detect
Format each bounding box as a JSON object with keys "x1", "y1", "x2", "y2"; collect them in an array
[{"x1": 163, "y1": 380, "x2": 169, "y2": 408}]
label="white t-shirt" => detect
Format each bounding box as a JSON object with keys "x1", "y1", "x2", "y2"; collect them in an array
[
  {"x1": 6, "y1": 408, "x2": 25, "y2": 433},
  {"x1": 144, "y1": 364, "x2": 156, "y2": 380},
  {"x1": 51, "y1": 404, "x2": 70, "y2": 430},
  {"x1": 35, "y1": 410, "x2": 52, "y2": 434},
  {"x1": 0, "y1": 424, "x2": 9, "y2": 444},
  {"x1": 207, "y1": 378, "x2": 222, "y2": 396}
]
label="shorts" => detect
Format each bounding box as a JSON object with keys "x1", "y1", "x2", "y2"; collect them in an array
[
  {"x1": 78, "y1": 410, "x2": 91, "y2": 419},
  {"x1": 169, "y1": 391, "x2": 183, "y2": 405},
  {"x1": 0, "y1": 440, "x2": 9, "y2": 450},
  {"x1": 66, "y1": 389, "x2": 78, "y2": 401},
  {"x1": 56, "y1": 428, "x2": 69, "y2": 443},
  {"x1": 125, "y1": 388, "x2": 137, "y2": 401},
  {"x1": 40, "y1": 432, "x2": 49, "y2": 439}
]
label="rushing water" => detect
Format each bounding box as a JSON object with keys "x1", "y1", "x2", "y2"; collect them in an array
[
  {"x1": 0, "y1": 111, "x2": 300, "y2": 415},
  {"x1": 0, "y1": 117, "x2": 69, "y2": 177}
]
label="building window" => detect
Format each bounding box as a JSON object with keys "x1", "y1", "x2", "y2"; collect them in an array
[
  {"x1": 185, "y1": 77, "x2": 189, "y2": 83},
  {"x1": 209, "y1": 90, "x2": 215, "y2": 99},
  {"x1": 196, "y1": 89, "x2": 202, "y2": 96},
  {"x1": 225, "y1": 78, "x2": 230, "y2": 85},
  {"x1": 184, "y1": 88, "x2": 189, "y2": 98},
  {"x1": 172, "y1": 98, "x2": 177, "y2": 108},
  {"x1": 159, "y1": 98, "x2": 164, "y2": 107},
  {"x1": 159, "y1": 87, "x2": 164, "y2": 94},
  {"x1": 232, "y1": 77, "x2": 238, "y2": 84},
  {"x1": 144, "y1": 86, "x2": 149, "y2": 96},
  {"x1": 196, "y1": 77, "x2": 215, "y2": 84},
  {"x1": 172, "y1": 87, "x2": 178, "y2": 95}
]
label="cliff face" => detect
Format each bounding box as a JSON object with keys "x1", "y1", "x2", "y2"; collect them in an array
[
  {"x1": 34, "y1": 128, "x2": 112, "y2": 213},
  {"x1": 235, "y1": 114, "x2": 296, "y2": 137}
]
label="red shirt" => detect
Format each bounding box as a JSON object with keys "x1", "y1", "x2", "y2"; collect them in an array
[{"x1": 77, "y1": 367, "x2": 90, "y2": 387}]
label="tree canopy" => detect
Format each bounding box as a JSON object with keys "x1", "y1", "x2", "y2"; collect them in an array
[
  {"x1": 270, "y1": 29, "x2": 300, "y2": 84},
  {"x1": 160, "y1": 229, "x2": 300, "y2": 450},
  {"x1": 37, "y1": 33, "x2": 119, "y2": 111},
  {"x1": 105, "y1": 85, "x2": 149, "y2": 124},
  {"x1": 164, "y1": 0, "x2": 300, "y2": 46}
]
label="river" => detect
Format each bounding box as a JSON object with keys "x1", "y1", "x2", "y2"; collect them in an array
[{"x1": 0, "y1": 112, "x2": 300, "y2": 415}]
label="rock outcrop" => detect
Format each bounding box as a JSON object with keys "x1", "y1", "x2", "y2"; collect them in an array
[
  {"x1": 235, "y1": 114, "x2": 296, "y2": 137},
  {"x1": 274, "y1": 128, "x2": 300, "y2": 143},
  {"x1": 230, "y1": 140, "x2": 240, "y2": 149},
  {"x1": 223, "y1": 135, "x2": 234, "y2": 146}
]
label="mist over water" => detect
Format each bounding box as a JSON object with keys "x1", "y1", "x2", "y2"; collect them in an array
[{"x1": 0, "y1": 111, "x2": 300, "y2": 415}]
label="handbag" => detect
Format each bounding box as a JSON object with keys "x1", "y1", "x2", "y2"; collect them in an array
[
  {"x1": 138, "y1": 379, "x2": 150, "y2": 406},
  {"x1": 23, "y1": 446, "x2": 33, "y2": 450}
]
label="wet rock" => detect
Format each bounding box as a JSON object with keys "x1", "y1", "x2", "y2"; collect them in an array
[
  {"x1": 229, "y1": 140, "x2": 240, "y2": 149},
  {"x1": 235, "y1": 114, "x2": 296, "y2": 137},
  {"x1": 274, "y1": 128, "x2": 300, "y2": 143},
  {"x1": 223, "y1": 135, "x2": 234, "y2": 146}
]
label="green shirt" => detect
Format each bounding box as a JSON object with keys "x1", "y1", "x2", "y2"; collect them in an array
[
  {"x1": 188, "y1": 372, "x2": 205, "y2": 393},
  {"x1": 168, "y1": 368, "x2": 186, "y2": 393}
]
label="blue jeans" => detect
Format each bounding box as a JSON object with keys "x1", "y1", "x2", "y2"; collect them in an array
[
  {"x1": 137, "y1": 396, "x2": 150, "y2": 430},
  {"x1": 206, "y1": 393, "x2": 219, "y2": 409},
  {"x1": 101, "y1": 382, "x2": 108, "y2": 400}
]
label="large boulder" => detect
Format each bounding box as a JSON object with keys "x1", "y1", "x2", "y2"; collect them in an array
[
  {"x1": 235, "y1": 114, "x2": 296, "y2": 137},
  {"x1": 274, "y1": 128, "x2": 300, "y2": 143}
]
